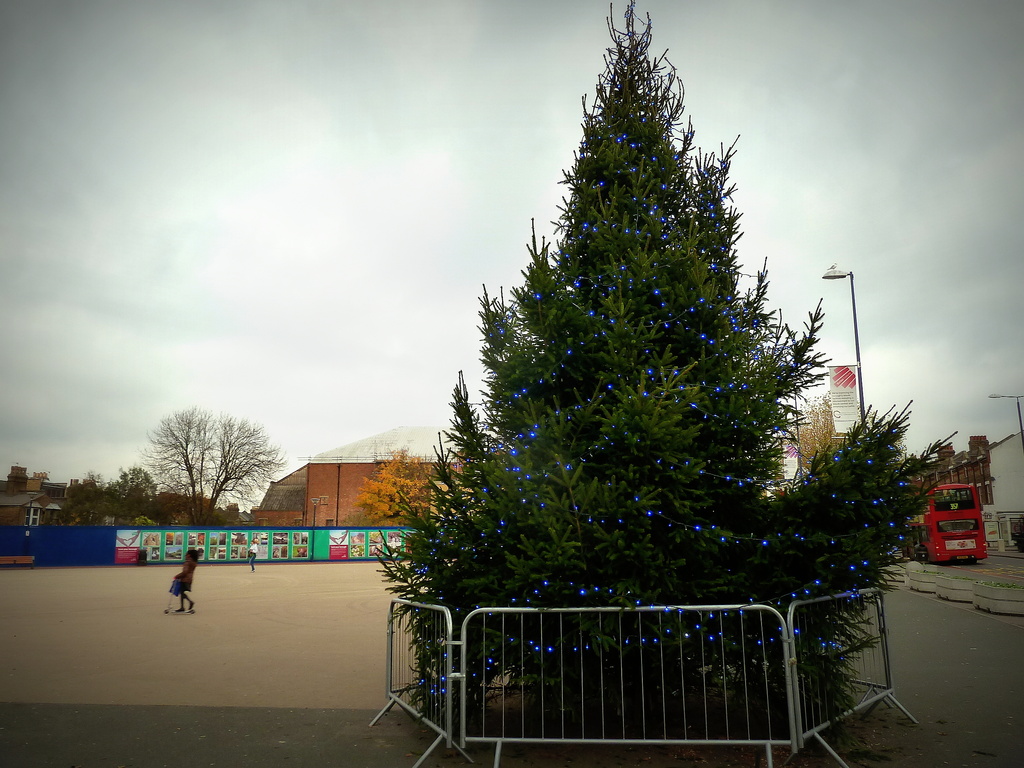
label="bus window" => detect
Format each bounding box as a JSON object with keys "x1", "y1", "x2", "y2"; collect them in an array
[
  {"x1": 936, "y1": 519, "x2": 979, "y2": 533},
  {"x1": 931, "y1": 486, "x2": 977, "y2": 512}
]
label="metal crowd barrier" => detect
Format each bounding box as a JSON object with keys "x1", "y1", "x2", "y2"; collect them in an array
[
  {"x1": 457, "y1": 604, "x2": 795, "y2": 767},
  {"x1": 369, "y1": 599, "x2": 469, "y2": 768},
  {"x1": 372, "y1": 592, "x2": 914, "y2": 768},
  {"x1": 787, "y1": 588, "x2": 917, "y2": 767}
]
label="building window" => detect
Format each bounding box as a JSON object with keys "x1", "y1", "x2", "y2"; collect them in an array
[{"x1": 24, "y1": 506, "x2": 40, "y2": 526}]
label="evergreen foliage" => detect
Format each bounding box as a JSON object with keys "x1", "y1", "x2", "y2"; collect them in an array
[
  {"x1": 382, "y1": 3, "x2": 939, "y2": 728},
  {"x1": 385, "y1": 5, "x2": 936, "y2": 610}
]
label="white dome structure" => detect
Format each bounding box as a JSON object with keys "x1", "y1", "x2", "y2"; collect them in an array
[{"x1": 311, "y1": 426, "x2": 451, "y2": 463}]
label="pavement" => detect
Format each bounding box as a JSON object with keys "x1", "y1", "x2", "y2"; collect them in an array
[{"x1": 0, "y1": 556, "x2": 1022, "y2": 768}]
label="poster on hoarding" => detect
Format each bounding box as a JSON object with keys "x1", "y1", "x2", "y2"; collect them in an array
[
  {"x1": 368, "y1": 530, "x2": 385, "y2": 557},
  {"x1": 271, "y1": 531, "x2": 289, "y2": 559},
  {"x1": 251, "y1": 532, "x2": 268, "y2": 559},
  {"x1": 114, "y1": 529, "x2": 141, "y2": 564},
  {"x1": 386, "y1": 529, "x2": 405, "y2": 554},
  {"x1": 349, "y1": 531, "x2": 367, "y2": 558},
  {"x1": 828, "y1": 365, "x2": 861, "y2": 433},
  {"x1": 328, "y1": 530, "x2": 349, "y2": 560},
  {"x1": 141, "y1": 531, "x2": 161, "y2": 561},
  {"x1": 324, "y1": 529, "x2": 405, "y2": 560},
  {"x1": 292, "y1": 531, "x2": 309, "y2": 559}
]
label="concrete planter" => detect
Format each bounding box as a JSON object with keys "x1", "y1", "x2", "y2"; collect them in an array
[
  {"x1": 907, "y1": 567, "x2": 937, "y2": 593},
  {"x1": 934, "y1": 575, "x2": 974, "y2": 603},
  {"x1": 973, "y1": 583, "x2": 1024, "y2": 616}
]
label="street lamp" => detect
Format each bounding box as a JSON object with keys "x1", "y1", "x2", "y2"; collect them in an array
[
  {"x1": 822, "y1": 265, "x2": 866, "y2": 419},
  {"x1": 988, "y1": 394, "x2": 1024, "y2": 459}
]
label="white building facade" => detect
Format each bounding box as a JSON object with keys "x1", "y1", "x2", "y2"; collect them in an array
[{"x1": 987, "y1": 432, "x2": 1024, "y2": 545}]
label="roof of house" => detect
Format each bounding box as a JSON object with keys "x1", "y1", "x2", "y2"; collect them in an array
[
  {"x1": 256, "y1": 483, "x2": 307, "y2": 512},
  {"x1": 0, "y1": 492, "x2": 50, "y2": 508},
  {"x1": 311, "y1": 426, "x2": 451, "y2": 463},
  {"x1": 989, "y1": 432, "x2": 1022, "y2": 451},
  {"x1": 255, "y1": 466, "x2": 306, "y2": 512},
  {"x1": 274, "y1": 465, "x2": 308, "y2": 486}
]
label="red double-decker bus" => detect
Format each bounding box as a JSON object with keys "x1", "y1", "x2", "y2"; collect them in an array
[{"x1": 910, "y1": 484, "x2": 988, "y2": 564}]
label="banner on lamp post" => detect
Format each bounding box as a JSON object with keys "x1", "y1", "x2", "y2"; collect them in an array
[
  {"x1": 782, "y1": 442, "x2": 801, "y2": 480},
  {"x1": 829, "y1": 365, "x2": 861, "y2": 433}
]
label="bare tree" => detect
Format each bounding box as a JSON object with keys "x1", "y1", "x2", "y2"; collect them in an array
[{"x1": 143, "y1": 406, "x2": 286, "y2": 525}]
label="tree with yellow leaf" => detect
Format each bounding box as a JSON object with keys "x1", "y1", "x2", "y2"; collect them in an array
[
  {"x1": 355, "y1": 449, "x2": 434, "y2": 524},
  {"x1": 796, "y1": 394, "x2": 839, "y2": 470}
]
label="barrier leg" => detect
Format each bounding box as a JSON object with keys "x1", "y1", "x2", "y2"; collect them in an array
[
  {"x1": 810, "y1": 732, "x2": 853, "y2": 768},
  {"x1": 369, "y1": 698, "x2": 396, "y2": 726},
  {"x1": 410, "y1": 732, "x2": 446, "y2": 768},
  {"x1": 883, "y1": 693, "x2": 919, "y2": 724}
]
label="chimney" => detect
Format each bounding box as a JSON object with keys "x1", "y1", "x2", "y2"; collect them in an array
[
  {"x1": 968, "y1": 435, "x2": 989, "y2": 459},
  {"x1": 7, "y1": 466, "x2": 28, "y2": 495},
  {"x1": 937, "y1": 444, "x2": 955, "y2": 466}
]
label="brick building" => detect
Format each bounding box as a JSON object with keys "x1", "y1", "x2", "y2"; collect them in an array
[
  {"x1": 252, "y1": 427, "x2": 450, "y2": 527},
  {"x1": 0, "y1": 466, "x2": 67, "y2": 526},
  {"x1": 252, "y1": 466, "x2": 307, "y2": 526},
  {"x1": 920, "y1": 435, "x2": 993, "y2": 506}
]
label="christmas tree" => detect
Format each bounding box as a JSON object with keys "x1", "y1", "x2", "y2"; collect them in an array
[{"x1": 383, "y1": 3, "x2": 937, "y2": 725}]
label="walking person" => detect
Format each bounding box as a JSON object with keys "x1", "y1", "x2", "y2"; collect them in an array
[
  {"x1": 248, "y1": 540, "x2": 258, "y2": 572},
  {"x1": 173, "y1": 549, "x2": 199, "y2": 613}
]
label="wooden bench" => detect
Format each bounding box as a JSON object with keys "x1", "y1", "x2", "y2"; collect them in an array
[{"x1": 0, "y1": 555, "x2": 34, "y2": 568}]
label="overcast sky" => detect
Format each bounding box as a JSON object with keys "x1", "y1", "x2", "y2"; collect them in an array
[{"x1": 3, "y1": 0, "x2": 1022, "y2": 493}]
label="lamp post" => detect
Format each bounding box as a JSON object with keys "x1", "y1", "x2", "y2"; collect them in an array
[{"x1": 822, "y1": 265, "x2": 866, "y2": 419}]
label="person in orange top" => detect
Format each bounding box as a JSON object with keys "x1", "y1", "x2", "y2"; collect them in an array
[{"x1": 173, "y1": 549, "x2": 199, "y2": 613}]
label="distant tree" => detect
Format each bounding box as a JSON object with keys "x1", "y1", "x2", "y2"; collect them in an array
[
  {"x1": 59, "y1": 472, "x2": 110, "y2": 525},
  {"x1": 795, "y1": 394, "x2": 838, "y2": 471},
  {"x1": 154, "y1": 491, "x2": 193, "y2": 525},
  {"x1": 794, "y1": 394, "x2": 907, "y2": 475},
  {"x1": 105, "y1": 466, "x2": 164, "y2": 523},
  {"x1": 355, "y1": 449, "x2": 434, "y2": 524},
  {"x1": 143, "y1": 407, "x2": 286, "y2": 525},
  {"x1": 55, "y1": 467, "x2": 174, "y2": 525}
]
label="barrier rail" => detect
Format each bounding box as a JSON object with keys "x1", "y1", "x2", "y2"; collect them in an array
[
  {"x1": 457, "y1": 604, "x2": 795, "y2": 767},
  {"x1": 373, "y1": 592, "x2": 914, "y2": 768},
  {"x1": 787, "y1": 589, "x2": 917, "y2": 767},
  {"x1": 370, "y1": 599, "x2": 469, "y2": 768}
]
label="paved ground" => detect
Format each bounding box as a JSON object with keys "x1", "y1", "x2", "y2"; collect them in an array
[{"x1": 0, "y1": 559, "x2": 1022, "y2": 767}]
